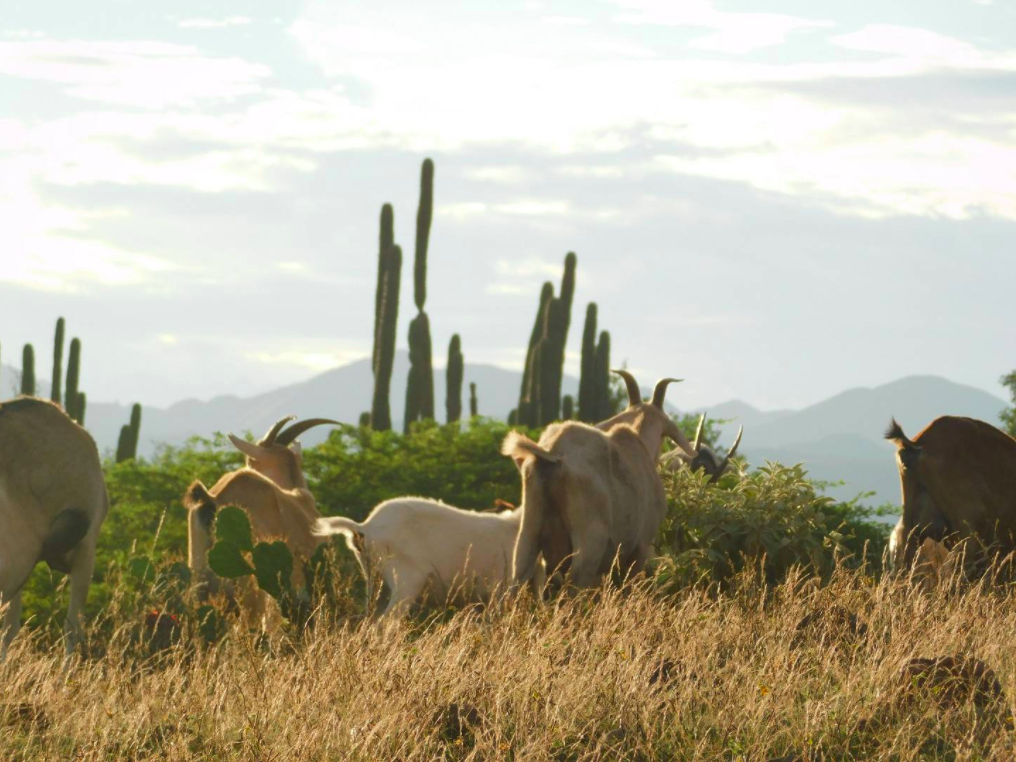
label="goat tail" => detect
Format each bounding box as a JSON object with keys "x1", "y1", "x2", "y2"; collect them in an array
[
  {"x1": 884, "y1": 418, "x2": 919, "y2": 450},
  {"x1": 501, "y1": 431, "x2": 562, "y2": 465},
  {"x1": 313, "y1": 516, "x2": 364, "y2": 539}
]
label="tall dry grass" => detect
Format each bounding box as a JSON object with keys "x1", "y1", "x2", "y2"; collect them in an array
[{"x1": 3, "y1": 561, "x2": 1016, "y2": 761}]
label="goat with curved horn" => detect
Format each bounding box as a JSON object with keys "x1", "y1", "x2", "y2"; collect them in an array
[
  {"x1": 258, "y1": 416, "x2": 296, "y2": 447},
  {"x1": 276, "y1": 418, "x2": 342, "y2": 446},
  {"x1": 651, "y1": 378, "x2": 683, "y2": 409},
  {"x1": 693, "y1": 413, "x2": 706, "y2": 452},
  {"x1": 611, "y1": 369, "x2": 642, "y2": 408},
  {"x1": 711, "y1": 426, "x2": 743, "y2": 484}
]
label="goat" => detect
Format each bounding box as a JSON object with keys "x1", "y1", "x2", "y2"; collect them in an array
[
  {"x1": 660, "y1": 413, "x2": 743, "y2": 482},
  {"x1": 313, "y1": 497, "x2": 546, "y2": 619},
  {"x1": 0, "y1": 398, "x2": 109, "y2": 660},
  {"x1": 502, "y1": 370, "x2": 698, "y2": 590},
  {"x1": 183, "y1": 416, "x2": 338, "y2": 627},
  {"x1": 885, "y1": 416, "x2": 1016, "y2": 570}
]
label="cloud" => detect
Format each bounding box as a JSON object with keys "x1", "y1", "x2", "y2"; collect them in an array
[
  {"x1": 177, "y1": 17, "x2": 253, "y2": 30},
  {"x1": 609, "y1": 0, "x2": 831, "y2": 54},
  {"x1": 0, "y1": 39, "x2": 270, "y2": 108}
]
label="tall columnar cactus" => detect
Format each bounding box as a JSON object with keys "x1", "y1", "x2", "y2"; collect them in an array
[
  {"x1": 115, "y1": 403, "x2": 143, "y2": 462},
  {"x1": 577, "y1": 303, "x2": 598, "y2": 423},
  {"x1": 518, "y1": 282, "x2": 554, "y2": 426},
  {"x1": 405, "y1": 158, "x2": 436, "y2": 431},
  {"x1": 446, "y1": 334, "x2": 463, "y2": 424},
  {"x1": 371, "y1": 244, "x2": 402, "y2": 432},
  {"x1": 76, "y1": 392, "x2": 87, "y2": 426},
  {"x1": 65, "y1": 338, "x2": 82, "y2": 422},
  {"x1": 562, "y1": 395, "x2": 574, "y2": 420},
  {"x1": 594, "y1": 330, "x2": 613, "y2": 421},
  {"x1": 373, "y1": 204, "x2": 395, "y2": 373},
  {"x1": 518, "y1": 253, "x2": 579, "y2": 427},
  {"x1": 469, "y1": 382, "x2": 478, "y2": 418},
  {"x1": 20, "y1": 344, "x2": 35, "y2": 396},
  {"x1": 51, "y1": 317, "x2": 65, "y2": 405}
]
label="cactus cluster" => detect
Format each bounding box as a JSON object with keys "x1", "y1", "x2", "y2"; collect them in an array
[
  {"x1": 516, "y1": 253, "x2": 577, "y2": 427},
  {"x1": 370, "y1": 205, "x2": 402, "y2": 431},
  {"x1": 577, "y1": 303, "x2": 614, "y2": 422},
  {"x1": 116, "y1": 403, "x2": 143, "y2": 463},
  {"x1": 404, "y1": 158, "x2": 436, "y2": 433},
  {"x1": 446, "y1": 333, "x2": 464, "y2": 424}
]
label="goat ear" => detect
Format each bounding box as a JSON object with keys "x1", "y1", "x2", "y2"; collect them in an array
[{"x1": 228, "y1": 434, "x2": 267, "y2": 461}]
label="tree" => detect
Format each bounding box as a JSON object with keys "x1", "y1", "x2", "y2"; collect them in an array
[{"x1": 1001, "y1": 371, "x2": 1016, "y2": 437}]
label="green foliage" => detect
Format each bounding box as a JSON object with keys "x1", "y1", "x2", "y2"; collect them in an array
[
  {"x1": 656, "y1": 462, "x2": 888, "y2": 590},
  {"x1": 1000, "y1": 371, "x2": 1016, "y2": 437},
  {"x1": 51, "y1": 317, "x2": 64, "y2": 405},
  {"x1": 446, "y1": 334, "x2": 464, "y2": 423},
  {"x1": 20, "y1": 343, "x2": 35, "y2": 396}
]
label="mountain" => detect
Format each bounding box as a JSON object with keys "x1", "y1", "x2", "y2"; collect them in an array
[
  {"x1": 2, "y1": 359, "x2": 1008, "y2": 512},
  {"x1": 703, "y1": 376, "x2": 1008, "y2": 508}
]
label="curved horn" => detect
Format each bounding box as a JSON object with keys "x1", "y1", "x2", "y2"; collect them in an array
[
  {"x1": 258, "y1": 416, "x2": 296, "y2": 447},
  {"x1": 611, "y1": 369, "x2": 642, "y2": 407},
  {"x1": 693, "y1": 413, "x2": 706, "y2": 451},
  {"x1": 710, "y1": 426, "x2": 743, "y2": 484},
  {"x1": 651, "y1": 378, "x2": 683, "y2": 409},
  {"x1": 275, "y1": 418, "x2": 343, "y2": 446}
]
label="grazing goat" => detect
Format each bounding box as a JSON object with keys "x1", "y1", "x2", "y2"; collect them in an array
[
  {"x1": 314, "y1": 498, "x2": 545, "y2": 619},
  {"x1": 0, "y1": 398, "x2": 109, "y2": 660},
  {"x1": 183, "y1": 416, "x2": 338, "y2": 627},
  {"x1": 885, "y1": 416, "x2": 1016, "y2": 569},
  {"x1": 502, "y1": 370, "x2": 698, "y2": 590},
  {"x1": 660, "y1": 413, "x2": 743, "y2": 482}
]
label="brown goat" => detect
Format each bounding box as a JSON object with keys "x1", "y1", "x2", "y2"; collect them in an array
[
  {"x1": 885, "y1": 416, "x2": 1016, "y2": 569},
  {"x1": 0, "y1": 398, "x2": 109, "y2": 660},
  {"x1": 183, "y1": 416, "x2": 338, "y2": 627},
  {"x1": 502, "y1": 370, "x2": 697, "y2": 590}
]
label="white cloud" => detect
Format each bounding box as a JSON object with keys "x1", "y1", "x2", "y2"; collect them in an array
[
  {"x1": 177, "y1": 17, "x2": 253, "y2": 30},
  {"x1": 0, "y1": 40, "x2": 270, "y2": 108},
  {"x1": 609, "y1": 0, "x2": 831, "y2": 54},
  {"x1": 245, "y1": 349, "x2": 366, "y2": 371}
]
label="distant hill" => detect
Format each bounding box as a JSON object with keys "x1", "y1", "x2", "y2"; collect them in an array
[{"x1": 2, "y1": 361, "x2": 1008, "y2": 511}]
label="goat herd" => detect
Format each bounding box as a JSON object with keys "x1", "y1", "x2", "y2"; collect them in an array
[{"x1": 2, "y1": 369, "x2": 1016, "y2": 661}]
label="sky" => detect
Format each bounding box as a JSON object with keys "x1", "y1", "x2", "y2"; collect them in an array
[{"x1": 1, "y1": 0, "x2": 1014, "y2": 412}]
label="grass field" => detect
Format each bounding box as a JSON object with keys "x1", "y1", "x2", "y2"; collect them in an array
[{"x1": 3, "y1": 561, "x2": 1014, "y2": 761}]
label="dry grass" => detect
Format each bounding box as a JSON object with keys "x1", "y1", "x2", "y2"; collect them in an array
[{"x1": 3, "y1": 565, "x2": 1016, "y2": 761}]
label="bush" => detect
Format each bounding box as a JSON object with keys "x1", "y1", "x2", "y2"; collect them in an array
[{"x1": 656, "y1": 461, "x2": 889, "y2": 590}]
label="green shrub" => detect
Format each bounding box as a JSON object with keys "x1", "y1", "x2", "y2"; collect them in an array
[{"x1": 656, "y1": 462, "x2": 888, "y2": 590}]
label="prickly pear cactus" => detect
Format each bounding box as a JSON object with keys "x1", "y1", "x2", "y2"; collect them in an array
[{"x1": 206, "y1": 506, "x2": 295, "y2": 603}]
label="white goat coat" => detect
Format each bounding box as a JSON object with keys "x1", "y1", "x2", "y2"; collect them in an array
[{"x1": 315, "y1": 497, "x2": 539, "y2": 618}]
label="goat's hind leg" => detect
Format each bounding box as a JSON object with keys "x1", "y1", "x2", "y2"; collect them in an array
[
  {"x1": 63, "y1": 536, "x2": 97, "y2": 661},
  {"x1": 377, "y1": 563, "x2": 428, "y2": 620}
]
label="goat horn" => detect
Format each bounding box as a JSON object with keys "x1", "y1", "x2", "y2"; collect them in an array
[
  {"x1": 710, "y1": 426, "x2": 743, "y2": 484},
  {"x1": 611, "y1": 369, "x2": 642, "y2": 407},
  {"x1": 275, "y1": 418, "x2": 343, "y2": 446},
  {"x1": 258, "y1": 416, "x2": 296, "y2": 447},
  {"x1": 651, "y1": 378, "x2": 683, "y2": 409},
  {"x1": 693, "y1": 413, "x2": 706, "y2": 451}
]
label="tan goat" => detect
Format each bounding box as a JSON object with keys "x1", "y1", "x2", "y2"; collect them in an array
[
  {"x1": 1, "y1": 398, "x2": 109, "y2": 660},
  {"x1": 502, "y1": 370, "x2": 697, "y2": 590},
  {"x1": 183, "y1": 416, "x2": 338, "y2": 627}
]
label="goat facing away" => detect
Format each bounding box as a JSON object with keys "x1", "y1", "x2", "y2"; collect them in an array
[
  {"x1": 502, "y1": 370, "x2": 698, "y2": 591},
  {"x1": 313, "y1": 498, "x2": 545, "y2": 619},
  {"x1": 1, "y1": 398, "x2": 110, "y2": 660},
  {"x1": 660, "y1": 412, "x2": 743, "y2": 482},
  {"x1": 183, "y1": 416, "x2": 338, "y2": 627},
  {"x1": 885, "y1": 416, "x2": 1016, "y2": 571}
]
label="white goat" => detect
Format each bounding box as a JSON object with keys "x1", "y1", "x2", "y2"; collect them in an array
[
  {"x1": 1, "y1": 398, "x2": 109, "y2": 660},
  {"x1": 502, "y1": 370, "x2": 698, "y2": 590},
  {"x1": 314, "y1": 498, "x2": 545, "y2": 618},
  {"x1": 183, "y1": 416, "x2": 338, "y2": 628},
  {"x1": 660, "y1": 413, "x2": 743, "y2": 483}
]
